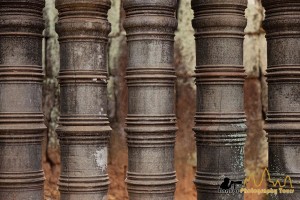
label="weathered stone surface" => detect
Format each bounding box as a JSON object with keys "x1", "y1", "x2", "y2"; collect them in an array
[
  {"x1": 174, "y1": 0, "x2": 197, "y2": 199},
  {"x1": 244, "y1": 1, "x2": 266, "y2": 78},
  {"x1": 192, "y1": 0, "x2": 247, "y2": 199},
  {"x1": 56, "y1": 0, "x2": 112, "y2": 199},
  {"x1": 43, "y1": 0, "x2": 60, "y2": 149},
  {"x1": 263, "y1": 0, "x2": 300, "y2": 199},
  {"x1": 0, "y1": 0, "x2": 46, "y2": 199},
  {"x1": 42, "y1": 0, "x2": 61, "y2": 199},
  {"x1": 175, "y1": 0, "x2": 196, "y2": 79},
  {"x1": 244, "y1": 78, "x2": 268, "y2": 200},
  {"x1": 107, "y1": 1, "x2": 129, "y2": 199},
  {"x1": 123, "y1": 0, "x2": 178, "y2": 199},
  {"x1": 243, "y1": 1, "x2": 268, "y2": 200}
]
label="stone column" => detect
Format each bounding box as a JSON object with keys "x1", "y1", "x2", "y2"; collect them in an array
[
  {"x1": 123, "y1": 0, "x2": 178, "y2": 199},
  {"x1": 262, "y1": 0, "x2": 300, "y2": 199},
  {"x1": 56, "y1": 0, "x2": 111, "y2": 199},
  {"x1": 0, "y1": 0, "x2": 46, "y2": 199},
  {"x1": 192, "y1": 0, "x2": 247, "y2": 199}
]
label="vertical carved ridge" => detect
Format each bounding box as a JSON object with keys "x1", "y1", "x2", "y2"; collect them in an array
[
  {"x1": 124, "y1": 0, "x2": 178, "y2": 199},
  {"x1": 263, "y1": 0, "x2": 300, "y2": 199},
  {"x1": 0, "y1": 0, "x2": 45, "y2": 199},
  {"x1": 192, "y1": 0, "x2": 247, "y2": 199},
  {"x1": 56, "y1": 0, "x2": 111, "y2": 199}
]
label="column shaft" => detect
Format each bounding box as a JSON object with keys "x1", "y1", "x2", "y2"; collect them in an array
[
  {"x1": 192, "y1": 0, "x2": 247, "y2": 199},
  {"x1": 123, "y1": 0, "x2": 178, "y2": 199},
  {"x1": 0, "y1": 0, "x2": 45, "y2": 199},
  {"x1": 263, "y1": 0, "x2": 300, "y2": 199},
  {"x1": 56, "y1": 0, "x2": 111, "y2": 199}
]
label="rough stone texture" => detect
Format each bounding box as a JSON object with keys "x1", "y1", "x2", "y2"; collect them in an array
[
  {"x1": 243, "y1": 1, "x2": 268, "y2": 200},
  {"x1": 123, "y1": 0, "x2": 178, "y2": 199},
  {"x1": 106, "y1": 1, "x2": 198, "y2": 199},
  {"x1": 263, "y1": 0, "x2": 300, "y2": 199},
  {"x1": 43, "y1": 0, "x2": 60, "y2": 149},
  {"x1": 40, "y1": 0, "x2": 271, "y2": 200},
  {"x1": 244, "y1": 1, "x2": 265, "y2": 78},
  {"x1": 174, "y1": 0, "x2": 197, "y2": 199},
  {"x1": 175, "y1": 0, "x2": 196, "y2": 80},
  {"x1": 244, "y1": 79, "x2": 268, "y2": 200},
  {"x1": 42, "y1": 0, "x2": 61, "y2": 199},
  {"x1": 107, "y1": 0, "x2": 129, "y2": 199},
  {"x1": 192, "y1": 0, "x2": 248, "y2": 199},
  {"x1": 56, "y1": 0, "x2": 112, "y2": 199},
  {"x1": 0, "y1": 0, "x2": 46, "y2": 199}
]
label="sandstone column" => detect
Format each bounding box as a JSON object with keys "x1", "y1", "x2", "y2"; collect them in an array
[
  {"x1": 192, "y1": 0, "x2": 247, "y2": 199},
  {"x1": 56, "y1": 0, "x2": 111, "y2": 199},
  {"x1": 0, "y1": 0, "x2": 46, "y2": 199},
  {"x1": 262, "y1": 0, "x2": 300, "y2": 199},
  {"x1": 123, "y1": 0, "x2": 178, "y2": 199}
]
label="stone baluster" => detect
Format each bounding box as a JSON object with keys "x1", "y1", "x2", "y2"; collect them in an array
[
  {"x1": 0, "y1": 0, "x2": 46, "y2": 199},
  {"x1": 192, "y1": 0, "x2": 247, "y2": 199},
  {"x1": 56, "y1": 0, "x2": 111, "y2": 199},
  {"x1": 262, "y1": 0, "x2": 300, "y2": 199},
  {"x1": 123, "y1": 0, "x2": 178, "y2": 199}
]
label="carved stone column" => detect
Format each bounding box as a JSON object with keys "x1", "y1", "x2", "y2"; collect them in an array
[
  {"x1": 192, "y1": 0, "x2": 247, "y2": 199},
  {"x1": 56, "y1": 0, "x2": 111, "y2": 199},
  {"x1": 0, "y1": 0, "x2": 45, "y2": 199},
  {"x1": 262, "y1": 0, "x2": 300, "y2": 199},
  {"x1": 123, "y1": 0, "x2": 178, "y2": 199}
]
